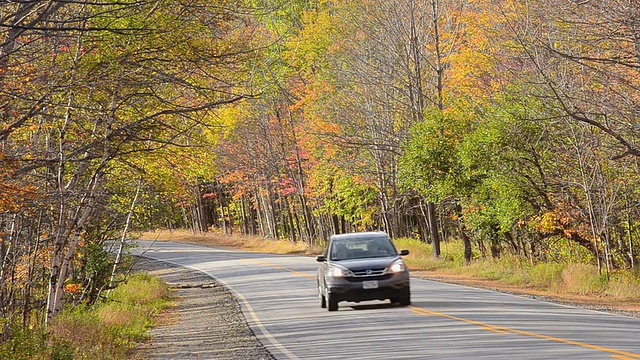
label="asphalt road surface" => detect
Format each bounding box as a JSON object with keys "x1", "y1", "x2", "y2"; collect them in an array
[{"x1": 133, "y1": 240, "x2": 640, "y2": 360}]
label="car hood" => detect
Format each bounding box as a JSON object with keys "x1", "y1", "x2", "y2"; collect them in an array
[{"x1": 332, "y1": 256, "x2": 400, "y2": 271}]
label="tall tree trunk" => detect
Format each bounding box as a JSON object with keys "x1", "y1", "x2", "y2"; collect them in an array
[
  {"x1": 283, "y1": 195, "x2": 297, "y2": 242},
  {"x1": 626, "y1": 197, "x2": 635, "y2": 268},
  {"x1": 0, "y1": 215, "x2": 16, "y2": 338},
  {"x1": 255, "y1": 188, "x2": 266, "y2": 237},
  {"x1": 427, "y1": 201, "x2": 441, "y2": 258},
  {"x1": 107, "y1": 177, "x2": 142, "y2": 297},
  {"x1": 216, "y1": 184, "x2": 227, "y2": 234},
  {"x1": 454, "y1": 202, "x2": 472, "y2": 264},
  {"x1": 47, "y1": 192, "x2": 96, "y2": 324},
  {"x1": 240, "y1": 196, "x2": 249, "y2": 235},
  {"x1": 195, "y1": 181, "x2": 207, "y2": 233},
  {"x1": 23, "y1": 210, "x2": 43, "y2": 327}
]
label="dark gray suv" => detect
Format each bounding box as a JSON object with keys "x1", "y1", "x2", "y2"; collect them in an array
[{"x1": 316, "y1": 231, "x2": 411, "y2": 311}]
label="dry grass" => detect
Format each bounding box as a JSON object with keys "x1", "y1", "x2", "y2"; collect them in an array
[
  {"x1": 99, "y1": 306, "x2": 131, "y2": 327},
  {"x1": 42, "y1": 273, "x2": 172, "y2": 360},
  {"x1": 606, "y1": 270, "x2": 640, "y2": 300},
  {"x1": 138, "y1": 229, "x2": 324, "y2": 255},
  {"x1": 560, "y1": 264, "x2": 605, "y2": 295}
]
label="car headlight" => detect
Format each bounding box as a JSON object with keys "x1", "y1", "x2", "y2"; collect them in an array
[
  {"x1": 328, "y1": 265, "x2": 352, "y2": 277},
  {"x1": 388, "y1": 260, "x2": 405, "y2": 273}
]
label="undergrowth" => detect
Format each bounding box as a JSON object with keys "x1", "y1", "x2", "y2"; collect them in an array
[
  {"x1": 394, "y1": 237, "x2": 639, "y2": 298},
  {"x1": 1, "y1": 272, "x2": 171, "y2": 360}
]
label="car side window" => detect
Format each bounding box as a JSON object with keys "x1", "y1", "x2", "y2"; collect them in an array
[
  {"x1": 367, "y1": 239, "x2": 394, "y2": 256},
  {"x1": 331, "y1": 242, "x2": 349, "y2": 260},
  {"x1": 380, "y1": 240, "x2": 396, "y2": 255}
]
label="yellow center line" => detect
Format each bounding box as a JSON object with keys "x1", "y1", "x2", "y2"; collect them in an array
[
  {"x1": 482, "y1": 326, "x2": 510, "y2": 334},
  {"x1": 410, "y1": 306, "x2": 640, "y2": 358},
  {"x1": 245, "y1": 259, "x2": 315, "y2": 279},
  {"x1": 242, "y1": 259, "x2": 639, "y2": 358}
]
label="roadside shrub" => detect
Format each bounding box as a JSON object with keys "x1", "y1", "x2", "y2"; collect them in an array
[
  {"x1": 99, "y1": 273, "x2": 171, "y2": 345},
  {"x1": 546, "y1": 237, "x2": 596, "y2": 264},
  {"x1": 394, "y1": 238, "x2": 459, "y2": 271},
  {"x1": 395, "y1": 237, "x2": 482, "y2": 270},
  {"x1": 394, "y1": 237, "x2": 433, "y2": 258},
  {"x1": 0, "y1": 323, "x2": 76, "y2": 360},
  {"x1": 460, "y1": 254, "x2": 524, "y2": 282},
  {"x1": 1, "y1": 271, "x2": 170, "y2": 360},
  {"x1": 50, "y1": 340, "x2": 75, "y2": 360}
]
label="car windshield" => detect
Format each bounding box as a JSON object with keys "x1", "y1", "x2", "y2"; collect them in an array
[{"x1": 330, "y1": 237, "x2": 397, "y2": 261}]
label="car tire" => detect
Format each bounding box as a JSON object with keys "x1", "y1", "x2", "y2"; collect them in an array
[
  {"x1": 319, "y1": 285, "x2": 327, "y2": 308},
  {"x1": 327, "y1": 294, "x2": 339, "y2": 311},
  {"x1": 397, "y1": 288, "x2": 411, "y2": 306}
]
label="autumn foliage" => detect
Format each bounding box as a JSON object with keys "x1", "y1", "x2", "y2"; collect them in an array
[{"x1": 1, "y1": 0, "x2": 640, "y2": 349}]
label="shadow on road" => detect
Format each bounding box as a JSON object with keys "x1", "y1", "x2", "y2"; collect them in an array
[{"x1": 347, "y1": 302, "x2": 404, "y2": 311}]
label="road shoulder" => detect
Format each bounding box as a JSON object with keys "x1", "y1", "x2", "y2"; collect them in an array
[
  {"x1": 413, "y1": 271, "x2": 640, "y2": 318},
  {"x1": 133, "y1": 256, "x2": 275, "y2": 360}
]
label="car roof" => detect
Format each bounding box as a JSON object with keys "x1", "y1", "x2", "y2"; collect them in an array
[{"x1": 330, "y1": 231, "x2": 390, "y2": 241}]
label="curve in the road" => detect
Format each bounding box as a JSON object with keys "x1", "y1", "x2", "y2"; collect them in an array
[
  {"x1": 140, "y1": 256, "x2": 302, "y2": 360},
  {"x1": 134, "y1": 241, "x2": 640, "y2": 360}
]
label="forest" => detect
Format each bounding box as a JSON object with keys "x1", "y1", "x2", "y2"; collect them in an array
[{"x1": 1, "y1": 0, "x2": 639, "y2": 339}]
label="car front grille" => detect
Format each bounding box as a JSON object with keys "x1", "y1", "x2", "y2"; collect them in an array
[
  {"x1": 345, "y1": 273, "x2": 391, "y2": 282},
  {"x1": 351, "y1": 267, "x2": 386, "y2": 277}
]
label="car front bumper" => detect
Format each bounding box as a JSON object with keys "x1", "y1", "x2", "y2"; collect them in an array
[{"x1": 326, "y1": 273, "x2": 410, "y2": 303}]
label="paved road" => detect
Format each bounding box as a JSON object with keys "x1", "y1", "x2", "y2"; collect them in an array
[{"x1": 134, "y1": 240, "x2": 640, "y2": 360}]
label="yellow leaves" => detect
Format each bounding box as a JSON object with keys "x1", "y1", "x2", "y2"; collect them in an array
[
  {"x1": 215, "y1": 105, "x2": 241, "y2": 137},
  {"x1": 536, "y1": 211, "x2": 559, "y2": 232},
  {"x1": 531, "y1": 207, "x2": 588, "y2": 244}
]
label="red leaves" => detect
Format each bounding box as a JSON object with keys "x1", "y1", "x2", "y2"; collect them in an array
[{"x1": 279, "y1": 177, "x2": 297, "y2": 196}]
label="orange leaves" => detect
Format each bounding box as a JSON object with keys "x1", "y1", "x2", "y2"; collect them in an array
[
  {"x1": 64, "y1": 283, "x2": 81, "y2": 294},
  {"x1": 0, "y1": 159, "x2": 38, "y2": 214}
]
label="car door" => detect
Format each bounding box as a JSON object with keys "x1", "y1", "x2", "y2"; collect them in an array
[{"x1": 317, "y1": 242, "x2": 331, "y2": 290}]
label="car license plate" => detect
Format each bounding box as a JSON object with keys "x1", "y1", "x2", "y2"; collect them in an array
[{"x1": 362, "y1": 280, "x2": 378, "y2": 289}]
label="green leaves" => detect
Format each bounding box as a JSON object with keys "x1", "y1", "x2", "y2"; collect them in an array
[{"x1": 400, "y1": 108, "x2": 474, "y2": 202}]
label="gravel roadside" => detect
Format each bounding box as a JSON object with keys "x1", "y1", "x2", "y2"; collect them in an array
[{"x1": 132, "y1": 256, "x2": 275, "y2": 360}]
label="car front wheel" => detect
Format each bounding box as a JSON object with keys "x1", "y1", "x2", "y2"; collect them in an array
[
  {"x1": 319, "y1": 285, "x2": 327, "y2": 308},
  {"x1": 327, "y1": 293, "x2": 339, "y2": 311},
  {"x1": 396, "y1": 288, "x2": 411, "y2": 306}
]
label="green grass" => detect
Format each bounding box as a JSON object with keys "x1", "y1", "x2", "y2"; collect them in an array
[
  {"x1": 97, "y1": 273, "x2": 171, "y2": 346},
  {"x1": 391, "y1": 236, "x2": 640, "y2": 299},
  {"x1": 2, "y1": 272, "x2": 171, "y2": 360},
  {"x1": 0, "y1": 325, "x2": 74, "y2": 360}
]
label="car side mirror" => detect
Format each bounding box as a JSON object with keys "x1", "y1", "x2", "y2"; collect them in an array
[
  {"x1": 316, "y1": 255, "x2": 327, "y2": 262},
  {"x1": 399, "y1": 249, "x2": 409, "y2": 256}
]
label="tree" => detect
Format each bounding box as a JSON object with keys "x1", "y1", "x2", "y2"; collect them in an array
[{"x1": 1, "y1": 0, "x2": 261, "y2": 331}]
